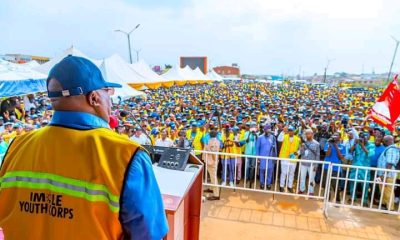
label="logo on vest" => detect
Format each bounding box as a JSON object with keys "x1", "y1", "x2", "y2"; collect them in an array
[{"x1": 19, "y1": 192, "x2": 74, "y2": 219}]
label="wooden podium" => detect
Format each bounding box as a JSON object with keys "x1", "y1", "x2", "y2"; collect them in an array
[{"x1": 153, "y1": 154, "x2": 203, "y2": 240}]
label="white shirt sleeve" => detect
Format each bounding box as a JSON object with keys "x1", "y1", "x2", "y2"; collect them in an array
[
  {"x1": 351, "y1": 127, "x2": 359, "y2": 139},
  {"x1": 277, "y1": 131, "x2": 285, "y2": 142}
]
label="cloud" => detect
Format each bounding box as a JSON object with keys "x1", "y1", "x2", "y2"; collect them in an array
[{"x1": 0, "y1": 0, "x2": 399, "y2": 75}]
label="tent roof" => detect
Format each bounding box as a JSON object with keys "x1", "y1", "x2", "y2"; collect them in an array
[
  {"x1": 0, "y1": 59, "x2": 47, "y2": 97},
  {"x1": 100, "y1": 54, "x2": 150, "y2": 85},
  {"x1": 162, "y1": 66, "x2": 186, "y2": 81},
  {"x1": 181, "y1": 66, "x2": 198, "y2": 81},
  {"x1": 112, "y1": 84, "x2": 145, "y2": 102},
  {"x1": 99, "y1": 55, "x2": 147, "y2": 101},
  {"x1": 207, "y1": 69, "x2": 224, "y2": 81},
  {"x1": 193, "y1": 67, "x2": 211, "y2": 81},
  {"x1": 131, "y1": 59, "x2": 167, "y2": 83},
  {"x1": 34, "y1": 46, "x2": 101, "y2": 75},
  {"x1": 21, "y1": 60, "x2": 40, "y2": 69}
]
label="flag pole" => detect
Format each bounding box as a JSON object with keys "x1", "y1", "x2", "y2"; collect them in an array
[{"x1": 387, "y1": 36, "x2": 400, "y2": 85}]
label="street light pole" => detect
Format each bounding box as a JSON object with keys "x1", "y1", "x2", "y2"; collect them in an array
[
  {"x1": 134, "y1": 49, "x2": 141, "y2": 62},
  {"x1": 387, "y1": 35, "x2": 400, "y2": 82},
  {"x1": 127, "y1": 34, "x2": 132, "y2": 64},
  {"x1": 114, "y1": 24, "x2": 140, "y2": 64}
]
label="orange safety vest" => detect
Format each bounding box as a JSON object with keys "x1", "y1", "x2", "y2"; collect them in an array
[{"x1": 0, "y1": 126, "x2": 140, "y2": 240}]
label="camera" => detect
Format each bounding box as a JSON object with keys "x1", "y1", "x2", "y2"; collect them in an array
[
  {"x1": 358, "y1": 132, "x2": 369, "y2": 144},
  {"x1": 119, "y1": 111, "x2": 128, "y2": 118}
]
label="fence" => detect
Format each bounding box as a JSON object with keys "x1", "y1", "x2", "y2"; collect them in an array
[
  {"x1": 194, "y1": 150, "x2": 400, "y2": 217},
  {"x1": 324, "y1": 163, "x2": 400, "y2": 215}
]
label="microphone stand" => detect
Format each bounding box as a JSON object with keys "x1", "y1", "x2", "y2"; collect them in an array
[{"x1": 127, "y1": 112, "x2": 156, "y2": 164}]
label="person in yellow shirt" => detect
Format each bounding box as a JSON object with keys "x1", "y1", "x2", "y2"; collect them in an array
[
  {"x1": 278, "y1": 126, "x2": 301, "y2": 193},
  {"x1": 186, "y1": 122, "x2": 204, "y2": 157},
  {"x1": 232, "y1": 126, "x2": 242, "y2": 183},
  {"x1": 2, "y1": 122, "x2": 15, "y2": 144},
  {"x1": 221, "y1": 127, "x2": 236, "y2": 187}
]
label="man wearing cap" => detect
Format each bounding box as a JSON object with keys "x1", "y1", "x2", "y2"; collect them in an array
[
  {"x1": 299, "y1": 129, "x2": 320, "y2": 195},
  {"x1": 241, "y1": 122, "x2": 258, "y2": 187},
  {"x1": 256, "y1": 124, "x2": 277, "y2": 190},
  {"x1": 0, "y1": 56, "x2": 168, "y2": 240},
  {"x1": 155, "y1": 128, "x2": 174, "y2": 147},
  {"x1": 221, "y1": 127, "x2": 236, "y2": 187},
  {"x1": 349, "y1": 132, "x2": 375, "y2": 204},
  {"x1": 130, "y1": 126, "x2": 151, "y2": 145},
  {"x1": 1, "y1": 122, "x2": 14, "y2": 144},
  {"x1": 186, "y1": 122, "x2": 203, "y2": 157},
  {"x1": 343, "y1": 129, "x2": 356, "y2": 165},
  {"x1": 278, "y1": 125, "x2": 300, "y2": 193},
  {"x1": 377, "y1": 135, "x2": 399, "y2": 211}
]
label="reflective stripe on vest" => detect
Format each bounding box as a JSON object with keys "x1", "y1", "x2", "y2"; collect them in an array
[{"x1": 0, "y1": 171, "x2": 119, "y2": 212}]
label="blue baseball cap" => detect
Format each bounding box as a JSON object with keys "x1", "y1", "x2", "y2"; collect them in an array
[{"x1": 47, "y1": 56, "x2": 121, "y2": 98}]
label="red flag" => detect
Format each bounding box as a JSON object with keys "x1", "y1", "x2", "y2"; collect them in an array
[{"x1": 369, "y1": 74, "x2": 400, "y2": 131}]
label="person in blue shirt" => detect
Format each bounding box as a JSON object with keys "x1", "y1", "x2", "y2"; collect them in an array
[
  {"x1": 255, "y1": 124, "x2": 277, "y2": 190},
  {"x1": 323, "y1": 132, "x2": 346, "y2": 202},
  {"x1": 377, "y1": 135, "x2": 399, "y2": 210},
  {"x1": 239, "y1": 122, "x2": 258, "y2": 188},
  {"x1": 369, "y1": 136, "x2": 385, "y2": 204},
  {"x1": 348, "y1": 132, "x2": 375, "y2": 205},
  {"x1": 343, "y1": 130, "x2": 356, "y2": 164}
]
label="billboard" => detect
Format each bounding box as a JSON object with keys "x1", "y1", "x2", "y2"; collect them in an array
[{"x1": 180, "y1": 57, "x2": 208, "y2": 74}]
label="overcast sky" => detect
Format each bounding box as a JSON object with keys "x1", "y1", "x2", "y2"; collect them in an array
[{"x1": 1, "y1": 0, "x2": 399, "y2": 75}]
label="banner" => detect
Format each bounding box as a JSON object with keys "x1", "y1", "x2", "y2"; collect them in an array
[{"x1": 369, "y1": 74, "x2": 400, "y2": 131}]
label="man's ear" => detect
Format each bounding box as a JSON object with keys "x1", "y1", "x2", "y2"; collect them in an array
[{"x1": 86, "y1": 91, "x2": 101, "y2": 107}]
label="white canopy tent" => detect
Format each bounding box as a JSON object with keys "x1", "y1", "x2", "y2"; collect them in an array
[
  {"x1": 21, "y1": 60, "x2": 40, "y2": 69},
  {"x1": 0, "y1": 59, "x2": 47, "y2": 97},
  {"x1": 111, "y1": 84, "x2": 146, "y2": 102},
  {"x1": 162, "y1": 66, "x2": 187, "y2": 86},
  {"x1": 100, "y1": 54, "x2": 150, "y2": 90},
  {"x1": 207, "y1": 69, "x2": 224, "y2": 81},
  {"x1": 193, "y1": 67, "x2": 212, "y2": 83},
  {"x1": 181, "y1": 65, "x2": 199, "y2": 84},
  {"x1": 34, "y1": 46, "x2": 101, "y2": 75},
  {"x1": 98, "y1": 55, "x2": 146, "y2": 101},
  {"x1": 130, "y1": 60, "x2": 173, "y2": 88}
]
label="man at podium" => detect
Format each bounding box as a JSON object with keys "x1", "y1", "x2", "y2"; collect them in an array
[{"x1": 0, "y1": 56, "x2": 168, "y2": 240}]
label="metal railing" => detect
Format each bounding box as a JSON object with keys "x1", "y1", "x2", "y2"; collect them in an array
[
  {"x1": 194, "y1": 150, "x2": 400, "y2": 216},
  {"x1": 324, "y1": 163, "x2": 400, "y2": 215},
  {"x1": 195, "y1": 150, "x2": 330, "y2": 200}
]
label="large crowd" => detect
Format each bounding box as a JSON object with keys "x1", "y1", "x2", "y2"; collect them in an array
[{"x1": 0, "y1": 82, "x2": 399, "y2": 208}]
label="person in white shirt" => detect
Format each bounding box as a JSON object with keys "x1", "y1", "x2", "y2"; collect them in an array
[
  {"x1": 155, "y1": 129, "x2": 174, "y2": 147},
  {"x1": 130, "y1": 127, "x2": 150, "y2": 145}
]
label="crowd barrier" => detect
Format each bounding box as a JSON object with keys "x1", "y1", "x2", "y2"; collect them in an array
[{"x1": 194, "y1": 150, "x2": 400, "y2": 217}]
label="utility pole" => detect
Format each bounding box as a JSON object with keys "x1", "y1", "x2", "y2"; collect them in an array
[
  {"x1": 114, "y1": 24, "x2": 141, "y2": 64},
  {"x1": 298, "y1": 65, "x2": 302, "y2": 79},
  {"x1": 323, "y1": 58, "x2": 335, "y2": 83},
  {"x1": 387, "y1": 35, "x2": 400, "y2": 83}
]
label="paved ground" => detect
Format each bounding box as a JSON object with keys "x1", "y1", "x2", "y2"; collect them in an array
[{"x1": 200, "y1": 190, "x2": 400, "y2": 240}]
